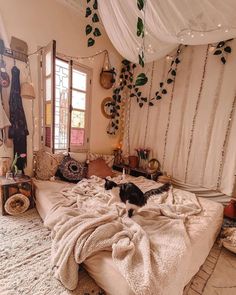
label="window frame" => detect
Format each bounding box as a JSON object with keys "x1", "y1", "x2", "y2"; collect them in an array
[
  {"x1": 40, "y1": 43, "x2": 92, "y2": 153},
  {"x1": 67, "y1": 59, "x2": 92, "y2": 152},
  {"x1": 41, "y1": 40, "x2": 56, "y2": 153}
]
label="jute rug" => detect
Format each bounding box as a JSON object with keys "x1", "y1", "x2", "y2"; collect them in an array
[{"x1": 0, "y1": 209, "x2": 105, "y2": 295}]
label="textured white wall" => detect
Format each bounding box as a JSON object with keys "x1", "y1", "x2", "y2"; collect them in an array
[{"x1": 0, "y1": 0, "x2": 122, "y2": 175}]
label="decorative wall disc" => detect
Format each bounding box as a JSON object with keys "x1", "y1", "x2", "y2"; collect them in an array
[
  {"x1": 101, "y1": 97, "x2": 113, "y2": 119},
  {"x1": 4, "y1": 193, "x2": 30, "y2": 215}
]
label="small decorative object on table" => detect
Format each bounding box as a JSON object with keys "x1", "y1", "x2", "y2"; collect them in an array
[
  {"x1": 113, "y1": 147, "x2": 123, "y2": 165},
  {"x1": 10, "y1": 153, "x2": 27, "y2": 176},
  {"x1": 128, "y1": 155, "x2": 139, "y2": 168},
  {"x1": 0, "y1": 175, "x2": 34, "y2": 215},
  {"x1": 0, "y1": 157, "x2": 11, "y2": 176},
  {"x1": 135, "y1": 148, "x2": 150, "y2": 169},
  {"x1": 147, "y1": 158, "x2": 160, "y2": 173}
]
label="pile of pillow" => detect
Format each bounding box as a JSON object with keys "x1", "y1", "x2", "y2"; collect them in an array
[{"x1": 34, "y1": 150, "x2": 115, "y2": 183}]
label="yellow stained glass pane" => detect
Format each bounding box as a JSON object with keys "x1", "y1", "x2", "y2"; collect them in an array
[
  {"x1": 45, "y1": 127, "x2": 51, "y2": 147},
  {"x1": 46, "y1": 103, "x2": 51, "y2": 125},
  {"x1": 71, "y1": 110, "x2": 85, "y2": 128}
]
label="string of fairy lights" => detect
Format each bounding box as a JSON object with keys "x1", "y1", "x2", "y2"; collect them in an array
[
  {"x1": 161, "y1": 56, "x2": 181, "y2": 170},
  {"x1": 200, "y1": 64, "x2": 225, "y2": 184},
  {"x1": 177, "y1": 24, "x2": 235, "y2": 42},
  {"x1": 173, "y1": 46, "x2": 194, "y2": 175},
  {"x1": 184, "y1": 45, "x2": 210, "y2": 182},
  {"x1": 26, "y1": 38, "x2": 235, "y2": 193}
]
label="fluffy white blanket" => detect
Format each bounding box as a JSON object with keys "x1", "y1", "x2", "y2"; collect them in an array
[{"x1": 44, "y1": 176, "x2": 202, "y2": 295}]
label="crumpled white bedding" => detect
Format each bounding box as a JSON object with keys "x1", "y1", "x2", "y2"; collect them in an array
[{"x1": 43, "y1": 175, "x2": 219, "y2": 295}]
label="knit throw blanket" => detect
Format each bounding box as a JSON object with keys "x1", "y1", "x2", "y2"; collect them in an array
[{"x1": 44, "y1": 176, "x2": 202, "y2": 295}]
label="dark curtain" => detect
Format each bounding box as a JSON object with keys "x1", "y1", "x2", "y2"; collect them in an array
[{"x1": 8, "y1": 66, "x2": 29, "y2": 172}]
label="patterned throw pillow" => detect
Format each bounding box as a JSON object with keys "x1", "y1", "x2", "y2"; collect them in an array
[
  {"x1": 34, "y1": 150, "x2": 64, "y2": 180},
  {"x1": 56, "y1": 155, "x2": 87, "y2": 183},
  {"x1": 87, "y1": 152, "x2": 114, "y2": 168}
]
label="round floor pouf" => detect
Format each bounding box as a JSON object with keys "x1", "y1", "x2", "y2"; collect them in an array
[{"x1": 4, "y1": 193, "x2": 30, "y2": 215}]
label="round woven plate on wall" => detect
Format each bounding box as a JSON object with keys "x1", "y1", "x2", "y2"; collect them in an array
[{"x1": 4, "y1": 193, "x2": 30, "y2": 215}]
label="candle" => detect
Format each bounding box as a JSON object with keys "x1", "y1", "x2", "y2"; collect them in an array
[{"x1": 122, "y1": 168, "x2": 126, "y2": 180}]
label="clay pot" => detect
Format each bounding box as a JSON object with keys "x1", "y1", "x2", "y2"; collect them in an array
[
  {"x1": 224, "y1": 199, "x2": 236, "y2": 219},
  {"x1": 128, "y1": 156, "x2": 139, "y2": 168}
]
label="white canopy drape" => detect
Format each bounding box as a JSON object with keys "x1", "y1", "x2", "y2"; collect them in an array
[
  {"x1": 99, "y1": 0, "x2": 236, "y2": 62},
  {"x1": 0, "y1": 9, "x2": 9, "y2": 47}
]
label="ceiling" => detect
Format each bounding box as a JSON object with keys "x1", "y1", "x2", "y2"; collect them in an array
[{"x1": 57, "y1": 0, "x2": 84, "y2": 15}]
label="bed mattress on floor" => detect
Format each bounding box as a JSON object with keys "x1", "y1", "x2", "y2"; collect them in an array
[
  {"x1": 34, "y1": 179, "x2": 223, "y2": 295},
  {"x1": 34, "y1": 179, "x2": 74, "y2": 220}
]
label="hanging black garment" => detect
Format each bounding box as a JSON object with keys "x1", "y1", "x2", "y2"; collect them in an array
[{"x1": 8, "y1": 66, "x2": 29, "y2": 172}]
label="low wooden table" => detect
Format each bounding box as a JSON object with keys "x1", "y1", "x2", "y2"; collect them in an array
[
  {"x1": 112, "y1": 164, "x2": 162, "y2": 181},
  {"x1": 0, "y1": 175, "x2": 34, "y2": 215}
]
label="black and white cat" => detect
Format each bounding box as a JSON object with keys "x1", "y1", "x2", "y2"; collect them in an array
[{"x1": 104, "y1": 179, "x2": 171, "y2": 217}]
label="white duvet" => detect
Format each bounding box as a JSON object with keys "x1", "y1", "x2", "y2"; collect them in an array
[{"x1": 44, "y1": 176, "x2": 205, "y2": 295}]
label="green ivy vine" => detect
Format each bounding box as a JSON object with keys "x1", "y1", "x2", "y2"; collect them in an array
[
  {"x1": 149, "y1": 45, "x2": 184, "y2": 105},
  {"x1": 107, "y1": 60, "x2": 135, "y2": 135},
  {"x1": 83, "y1": 2, "x2": 234, "y2": 135},
  {"x1": 107, "y1": 60, "x2": 149, "y2": 134},
  {"x1": 85, "y1": 0, "x2": 101, "y2": 47},
  {"x1": 130, "y1": 73, "x2": 148, "y2": 107},
  {"x1": 137, "y1": 0, "x2": 146, "y2": 67}
]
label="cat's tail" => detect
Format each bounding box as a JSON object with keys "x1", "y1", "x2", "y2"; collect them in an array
[{"x1": 144, "y1": 183, "x2": 171, "y2": 199}]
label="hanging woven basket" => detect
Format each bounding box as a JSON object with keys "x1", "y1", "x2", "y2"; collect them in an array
[
  {"x1": 99, "y1": 51, "x2": 116, "y2": 89},
  {"x1": 100, "y1": 69, "x2": 115, "y2": 89}
]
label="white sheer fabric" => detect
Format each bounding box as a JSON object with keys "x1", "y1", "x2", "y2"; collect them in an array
[
  {"x1": 123, "y1": 43, "x2": 236, "y2": 198},
  {"x1": 99, "y1": 0, "x2": 236, "y2": 63},
  {"x1": 0, "y1": 9, "x2": 9, "y2": 47}
]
